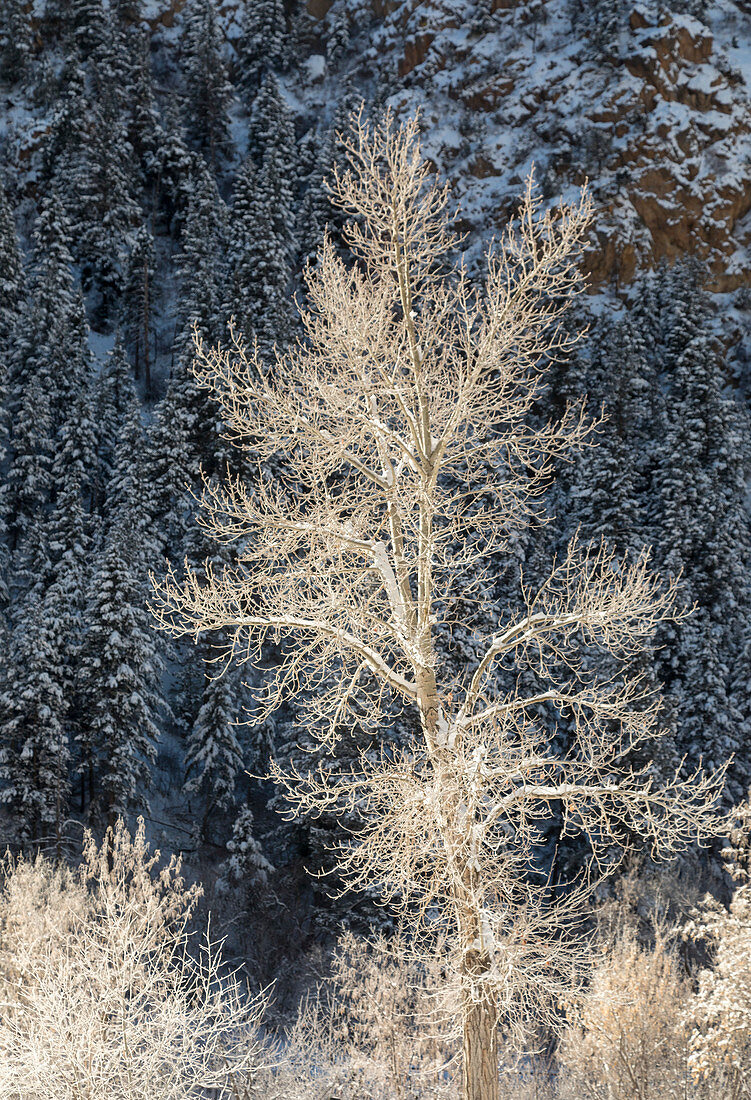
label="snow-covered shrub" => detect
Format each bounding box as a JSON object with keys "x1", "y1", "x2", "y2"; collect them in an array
[
  {"x1": 0, "y1": 818, "x2": 269, "y2": 1099},
  {"x1": 557, "y1": 927, "x2": 693, "y2": 1100},
  {"x1": 684, "y1": 799, "x2": 751, "y2": 1098},
  {"x1": 274, "y1": 928, "x2": 458, "y2": 1099}
]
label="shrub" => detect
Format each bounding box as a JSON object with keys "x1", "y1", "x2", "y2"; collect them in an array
[{"x1": 0, "y1": 818, "x2": 268, "y2": 1099}]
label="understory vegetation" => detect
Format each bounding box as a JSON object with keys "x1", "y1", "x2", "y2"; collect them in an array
[{"x1": 2, "y1": 819, "x2": 751, "y2": 1098}]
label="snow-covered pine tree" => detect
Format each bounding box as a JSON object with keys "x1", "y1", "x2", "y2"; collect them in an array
[
  {"x1": 127, "y1": 37, "x2": 164, "y2": 186},
  {"x1": 326, "y1": 8, "x2": 350, "y2": 66},
  {"x1": 222, "y1": 806, "x2": 274, "y2": 890},
  {"x1": 60, "y1": 0, "x2": 106, "y2": 60},
  {"x1": 0, "y1": 584, "x2": 70, "y2": 845},
  {"x1": 677, "y1": 607, "x2": 744, "y2": 798},
  {"x1": 236, "y1": 0, "x2": 287, "y2": 97},
  {"x1": 0, "y1": 0, "x2": 32, "y2": 84},
  {"x1": 6, "y1": 345, "x2": 55, "y2": 559},
  {"x1": 104, "y1": 380, "x2": 159, "y2": 572},
  {"x1": 74, "y1": 85, "x2": 140, "y2": 315},
  {"x1": 0, "y1": 179, "x2": 25, "y2": 605},
  {"x1": 39, "y1": 61, "x2": 88, "y2": 212},
  {"x1": 94, "y1": 335, "x2": 137, "y2": 507},
  {"x1": 170, "y1": 163, "x2": 232, "y2": 480},
  {"x1": 180, "y1": 0, "x2": 235, "y2": 167},
  {"x1": 183, "y1": 649, "x2": 244, "y2": 838},
  {"x1": 154, "y1": 101, "x2": 196, "y2": 234},
  {"x1": 297, "y1": 80, "x2": 359, "y2": 265},
  {"x1": 142, "y1": 386, "x2": 196, "y2": 560},
  {"x1": 650, "y1": 260, "x2": 751, "y2": 796},
  {"x1": 46, "y1": 449, "x2": 94, "y2": 817},
  {"x1": 122, "y1": 225, "x2": 156, "y2": 391},
  {"x1": 5, "y1": 194, "x2": 77, "y2": 558},
  {"x1": 78, "y1": 503, "x2": 163, "y2": 825},
  {"x1": 24, "y1": 191, "x2": 76, "y2": 336},
  {"x1": 247, "y1": 73, "x2": 297, "y2": 257},
  {"x1": 230, "y1": 155, "x2": 293, "y2": 353},
  {"x1": 561, "y1": 316, "x2": 646, "y2": 556}
]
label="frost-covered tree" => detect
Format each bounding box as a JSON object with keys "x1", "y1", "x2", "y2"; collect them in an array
[
  {"x1": 154, "y1": 102, "x2": 196, "y2": 233},
  {"x1": 685, "y1": 795, "x2": 751, "y2": 1096},
  {"x1": 74, "y1": 96, "x2": 140, "y2": 313},
  {"x1": 79, "y1": 396, "x2": 163, "y2": 822},
  {"x1": 180, "y1": 0, "x2": 235, "y2": 166},
  {"x1": 326, "y1": 8, "x2": 350, "y2": 66},
  {"x1": 142, "y1": 386, "x2": 196, "y2": 558},
  {"x1": 171, "y1": 164, "x2": 232, "y2": 479},
  {"x1": 156, "y1": 114, "x2": 723, "y2": 1100},
  {"x1": 222, "y1": 806, "x2": 273, "y2": 890},
  {"x1": 248, "y1": 73, "x2": 297, "y2": 257},
  {"x1": 94, "y1": 335, "x2": 137, "y2": 505},
  {"x1": 651, "y1": 262, "x2": 751, "y2": 794},
  {"x1": 0, "y1": 180, "x2": 24, "y2": 604},
  {"x1": 60, "y1": 0, "x2": 106, "y2": 59},
  {"x1": 39, "y1": 62, "x2": 88, "y2": 211}
]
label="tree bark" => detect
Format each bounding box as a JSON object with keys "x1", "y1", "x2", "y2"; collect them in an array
[{"x1": 462, "y1": 993, "x2": 499, "y2": 1100}]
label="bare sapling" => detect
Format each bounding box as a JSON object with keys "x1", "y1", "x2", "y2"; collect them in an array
[{"x1": 153, "y1": 109, "x2": 724, "y2": 1100}]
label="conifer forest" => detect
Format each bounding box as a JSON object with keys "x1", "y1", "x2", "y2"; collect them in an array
[{"x1": 4, "y1": 1, "x2": 751, "y2": 1097}]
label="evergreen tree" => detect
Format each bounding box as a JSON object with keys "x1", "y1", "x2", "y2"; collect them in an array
[
  {"x1": 25, "y1": 192, "x2": 76, "y2": 334},
  {"x1": 74, "y1": 91, "x2": 140, "y2": 314},
  {"x1": 142, "y1": 385, "x2": 196, "y2": 558},
  {"x1": 170, "y1": 164, "x2": 232, "y2": 481},
  {"x1": 677, "y1": 608, "x2": 745, "y2": 801},
  {"x1": 78, "y1": 503, "x2": 163, "y2": 824},
  {"x1": 230, "y1": 155, "x2": 293, "y2": 353},
  {"x1": 247, "y1": 72, "x2": 297, "y2": 254},
  {"x1": 122, "y1": 225, "x2": 156, "y2": 391},
  {"x1": 40, "y1": 62, "x2": 88, "y2": 212},
  {"x1": 60, "y1": 0, "x2": 107, "y2": 60},
  {"x1": 0, "y1": 180, "x2": 24, "y2": 605},
  {"x1": 128, "y1": 38, "x2": 165, "y2": 184},
  {"x1": 222, "y1": 806, "x2": 274, "y2": 889},
  {"x1": 6, "y1": 348, "x2": 55, "y2": 554},
  {"x1": 180, "y1": 0, "x2": 235, "y2": 166},
  {"x1": 155, "y1": 101, "x2": 196, "y2": 233},
  {"x1": 94, "y1": 335, "x2": 137, "y2": 505},
  {"x1": 649, "y1": 262, "x2": 751, "y2": 794},
  {"x1": 183, "y1": 656, "x2": 244, "y2": 835},
  {"x1": 0, "y1": 0, "x2": 32, "y2": 84},
  {"x1": 326, "y1": 9, "x2": 350, "y2": 66},
  {"x1": 236, "y1": 0, "x2": 287, "y2": 96},
  {"x1": 0, "y1": 585, "x2": 70, "y2": 844}
]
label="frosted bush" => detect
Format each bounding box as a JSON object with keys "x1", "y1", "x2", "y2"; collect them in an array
[
  {"x1": 273, "y1": 928, "x2": 458, "y2": 1099},
  {"x1": 684, "y1": 798, "x2": 751, "y2": 1099},
  {"x1": 0, "y1": 818, "x2": 269, "y2": 1099},
  {"x1": 557, "y1": 927, "x2": 693, "y2": 1100}
]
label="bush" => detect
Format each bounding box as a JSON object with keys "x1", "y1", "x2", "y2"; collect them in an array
[
  {"x1": 0, "y1": 818, "x2": 268, "y2": 1099},
  {"x1": 274, "y1": 928, "x2": 458, "y2": 1099},
  {"x1": 557, "y1": 926, "x2": 693, "y2": 1100},
  {"x1": 684, "y1": 798, "x2": 751, "y2": 1100}
]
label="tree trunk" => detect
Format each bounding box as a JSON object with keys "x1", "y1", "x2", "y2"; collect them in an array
[{"x1": 462, "y1": 994, "x2": 499, "y2": 1100}]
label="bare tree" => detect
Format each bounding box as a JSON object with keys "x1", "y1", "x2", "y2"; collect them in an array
[{"x1": 153, "y1": 110, "x2": 724, "y2": 1100}]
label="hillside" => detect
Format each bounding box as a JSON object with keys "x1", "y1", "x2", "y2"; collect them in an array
[{"x1": 0, "y1": 0, "x2": 750, "y2": 969}]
